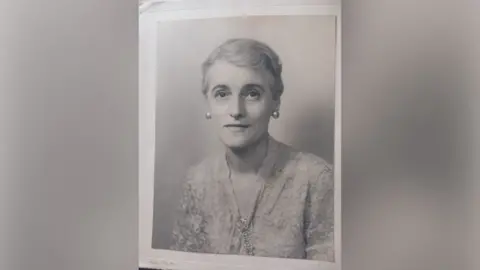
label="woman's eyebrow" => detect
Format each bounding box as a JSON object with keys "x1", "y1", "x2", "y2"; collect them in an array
[
  {"x1": 242, "y1": 84, "x2": 265, "y2": 92},
  {"x1": 211, "y1": 84, "x2": 229, "y2": 92}
]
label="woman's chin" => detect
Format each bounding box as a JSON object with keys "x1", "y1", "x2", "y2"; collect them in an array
[
  {"x1": 223, "y1": 141, "x2": 250, "y2": 150},
  {"x1": 220, "y1": 134, "x2": 269, "y2": 151},
  {"x1": 220, "y1": 137, "x2": 253, "y2": 150}
]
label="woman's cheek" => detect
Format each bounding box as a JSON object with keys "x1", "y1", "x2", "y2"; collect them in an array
[{"x1": 246, "y1": 102, "x2": 269, "y2": 119}]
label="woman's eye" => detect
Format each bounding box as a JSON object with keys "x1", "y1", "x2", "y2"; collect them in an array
[
  {"x1": 246, "y1": 90, "x2": 261, "y2": 100},
  {"x1": 214, "y1": 91, "x2": 229, "y2": 99}
]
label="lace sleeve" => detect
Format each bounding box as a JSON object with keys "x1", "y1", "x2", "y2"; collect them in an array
[
  {"x1": 304, "y1": 164, "x2": 335, "y2": 262},
  {"x1": 170, "y1": 178, "x2": 209, "y2": 252}
]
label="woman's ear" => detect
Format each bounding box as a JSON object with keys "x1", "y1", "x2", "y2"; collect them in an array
[
  {"x1": 204, "y1": 99, "x2": 212, "y2": 113},
  {"x1": 273, "y1": 98, "x2": 281, "y2": 112}
]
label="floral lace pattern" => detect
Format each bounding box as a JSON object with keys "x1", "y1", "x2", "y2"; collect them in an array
[{"x1": 170, "y1": 136, "x2": 335, "y2": 262}]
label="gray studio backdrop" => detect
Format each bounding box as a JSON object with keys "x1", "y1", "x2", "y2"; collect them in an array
[{"x1": 151, "y1": 15, "x2": 337, "y2": 249}]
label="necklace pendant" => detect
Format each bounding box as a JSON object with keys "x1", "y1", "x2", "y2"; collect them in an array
[
  {"x1": 240, "y1": 217, "x2": 248, "y2": 225},
  {"x1": 239, "y1": 217, "x2": 249, "y2": 232}
]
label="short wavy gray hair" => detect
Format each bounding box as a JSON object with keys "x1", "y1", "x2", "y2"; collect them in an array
[{"x1": 201, "y1": 38, "x2": 284, "y2": 100}]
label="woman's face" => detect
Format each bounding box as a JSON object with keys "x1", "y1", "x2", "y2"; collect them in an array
[{"x1": 205, "y1": 60, "x2": 279, "y2": 150}]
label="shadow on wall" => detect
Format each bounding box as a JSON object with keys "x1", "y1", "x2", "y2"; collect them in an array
[
  {"x1": 342, "y1": 26, "x2": 466, "y2": 270},
  {"x1": 289, "y1": 102, "x2": 335, "y2": 165}
]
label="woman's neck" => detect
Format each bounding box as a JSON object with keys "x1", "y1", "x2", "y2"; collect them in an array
[{"x1": 225, "y1": 134, "x2": 269, "y2": 175}]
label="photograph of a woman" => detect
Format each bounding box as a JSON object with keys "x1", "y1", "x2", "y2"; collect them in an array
[
  {"x1": 169, "y1": 38, "x2": 334, "y2": 262},
  {"x1": 142, "y1": 14, "x2": 339, "y2": 268}
]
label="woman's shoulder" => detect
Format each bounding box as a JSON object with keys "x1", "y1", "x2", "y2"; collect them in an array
[
  {"x1": 183, "y1": 154, "x2": 221, "y2": 188},
  {"x1": 276, "y1": 140, "x2": 332, "y2": 171},
  {"x1": 294, "y1": 150, "x2": 332, "y2": 171},
  {"x1": 275, "y1": 140, "x2": 333, "y2": 185}
]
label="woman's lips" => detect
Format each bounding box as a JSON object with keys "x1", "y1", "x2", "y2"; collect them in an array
[{"x1": 224, "y1": 124, "x2": 250, "y2": 131}]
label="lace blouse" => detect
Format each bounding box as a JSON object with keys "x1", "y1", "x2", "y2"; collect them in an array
[{"x1": 170, "y1": 136, "x2": 334, "y2": 262}]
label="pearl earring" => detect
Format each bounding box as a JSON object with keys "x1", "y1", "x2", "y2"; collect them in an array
[
  {"x1": 205, "y1": 112, "x2": 212, "y2": 119},
  {"x1": 272, "y1": 110, "x2": 280, "y2": 119}
]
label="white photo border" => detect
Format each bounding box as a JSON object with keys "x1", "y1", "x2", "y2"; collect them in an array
[{"x1": 139, "y1": 4, "x2": 342, "y2": 270}]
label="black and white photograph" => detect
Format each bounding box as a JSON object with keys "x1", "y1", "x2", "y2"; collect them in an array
[{"x1": 139, "y1": 4, "x2": 341, "y2": 270}]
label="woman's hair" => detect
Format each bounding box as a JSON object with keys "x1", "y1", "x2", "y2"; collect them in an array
[{"x1": 201, "y1": 38, "x2": 284, "y2": 100}]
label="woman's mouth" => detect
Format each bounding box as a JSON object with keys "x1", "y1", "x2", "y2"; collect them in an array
[{"x1": 224, "y1": 124, "x2": 250, "y2": 131}]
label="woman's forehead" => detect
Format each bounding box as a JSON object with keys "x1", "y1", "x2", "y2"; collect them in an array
[{"x1": 205, "y1": 60, "x2": 271, "y2": 88}]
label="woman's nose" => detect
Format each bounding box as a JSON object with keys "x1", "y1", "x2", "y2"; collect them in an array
[{"x1": 228, "y1": 97, "x2": 245, "y2": 119}]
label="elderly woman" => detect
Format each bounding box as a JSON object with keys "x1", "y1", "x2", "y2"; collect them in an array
[{"x1": 170, "y1": 38, "x2": 334, "y2": 262}]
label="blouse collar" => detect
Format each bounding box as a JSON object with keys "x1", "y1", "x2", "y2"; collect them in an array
[
  {"x1": 214, "y1": 135, "x2": 291, "y2": 183},
  {"x1": 213, "y1": 135, "x2": 293, "y2": 216}
]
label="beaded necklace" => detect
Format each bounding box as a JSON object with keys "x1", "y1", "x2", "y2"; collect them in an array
[{"x1": 228, "y1": 174, "x2": 266, "y2": 256}]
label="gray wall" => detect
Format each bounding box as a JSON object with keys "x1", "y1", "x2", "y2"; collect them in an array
[
  {"x1": 151, "y1": 15, "x2": 337, "y2": 249},
  {"x1": 1, "y1": 1, "x2": 138, "y2": 270}
]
